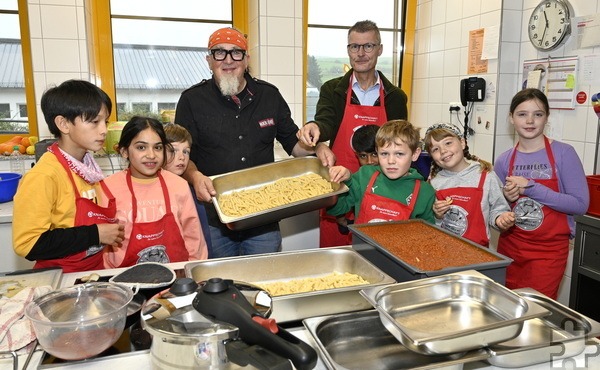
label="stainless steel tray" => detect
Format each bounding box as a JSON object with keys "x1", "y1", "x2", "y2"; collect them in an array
[
  {"x1": 487, "y1": 288, "x2": 600, "y2": 367},
  {"x1": 360, "y1": 270, "x2": 550, "y2": 355},
  {"x1": 303, "y1": 310, "x2": 490, "y2": 370},
  {"x1": 349, "y1": 220, "x2": 512, "y2": 284},
  {"x1": 185, "y1": 247, "x2": 395, "y2": 322},
  {"x1": 211, "y1": 157, "x2": 349, "y2": 230},
  {"x1": 0, "y1": 267, "x2": 62, "y2": 299}
]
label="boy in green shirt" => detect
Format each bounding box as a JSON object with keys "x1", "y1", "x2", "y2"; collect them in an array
[{"x1": 328, "y1": 119, "x2": 435, "y2": 224}]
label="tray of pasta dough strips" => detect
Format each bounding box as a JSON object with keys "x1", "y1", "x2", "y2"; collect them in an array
[
  {"x1": 210, "y1": 156, "x2": 348, "y2": 230},
  {"x1": 184, "y1": 246, "x2": 395, "y2": 323}
]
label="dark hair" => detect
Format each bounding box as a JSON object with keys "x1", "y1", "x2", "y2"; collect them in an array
[
  {"x1": 424, "y1": 124, "x2": 492, "y2": 179},
  {"x1": 375, "y1": 119, "x2": 421, "y2": 153},
  {"x1": 118, "y1": 116, "x2": 171, "y2": 167},
  {"x1": 348, "y1": 20, "x2": 381, "y2": 44},
  {"x1": 40, "y1": 79, "x2": 112, "y2": 137},
  {"x1": 352, "y1": 124, "x2": 379, "y2": 153},
  {"x1": 509, "y1": 88, "x2": 550, "y2": 116}
]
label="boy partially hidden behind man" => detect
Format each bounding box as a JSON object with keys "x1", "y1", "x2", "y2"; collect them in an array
[
  {"x1": 328, "y1": 120, "x2": 436, "y2": 225},
  {"x1": 163, "y1": 123, "x2": 212, "y2": 252},
  {"x1": 332, "y1": 124, "x2": 380, "y2": 235}
]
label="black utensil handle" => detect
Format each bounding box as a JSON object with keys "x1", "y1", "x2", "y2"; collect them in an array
[
  {"x1": 2, "y1": 266, "x2": 62, "y2": 276},
  {"x1": 225, "y1": 340, "x2": 292, "y2": 370}
]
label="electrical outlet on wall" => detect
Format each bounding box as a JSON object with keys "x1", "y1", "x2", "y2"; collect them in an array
[{"x1": 449, "y1": 102, "x2": 461, "y2": 112}]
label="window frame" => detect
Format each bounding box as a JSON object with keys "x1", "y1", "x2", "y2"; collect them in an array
[
  {"x1": 0, "y1": 0, "x2": 38, "y2": 141},
  {"x1": 302, "y1": 0, "x2": 415, "y2": 121},
  {"x1": 17, "y1": 103, "x2": 27, "y2": 118},
  {"x1": 88, "y1": 0, "x2": 246, "y2": 123}
]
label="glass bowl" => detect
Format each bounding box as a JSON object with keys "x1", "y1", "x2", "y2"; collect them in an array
[{"x1": 25, "y1": 282, "x2": 133, "y2": 360}]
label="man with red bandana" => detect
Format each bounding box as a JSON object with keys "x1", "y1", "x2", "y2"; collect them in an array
[
  {"x1": 175, "y1": 27, "x2": 333, "y2": 258},
  {"x1": 297, "y1": 20, "x2": 409, "y2": 247}
]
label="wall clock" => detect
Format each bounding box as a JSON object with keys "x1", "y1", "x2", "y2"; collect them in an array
[{"x1": 528, "y1": 0, "x2": 572, "y2": 51}]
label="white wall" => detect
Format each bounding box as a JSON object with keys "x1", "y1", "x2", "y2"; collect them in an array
[
  {"x1": 411, "y1": 0, "x2": 600, "y2": 173},
  {"x1": 411, "y1": 0, "x2": 600, "y2": 305}
]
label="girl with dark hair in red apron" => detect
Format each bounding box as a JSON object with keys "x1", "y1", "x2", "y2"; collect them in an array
[
  {"x1": 494, "y1": 89, "x2": 589, "y2": 300},
  {"x1": 102, "y1": 117, "x2": 206, "y2": 268},
  {"x1": 498, "y1": 138, "x2": 570, "y2": 299}
]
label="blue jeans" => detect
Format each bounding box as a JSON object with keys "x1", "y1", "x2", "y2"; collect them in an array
[
  {"x1": 208, "y1": 223, "x2": 282, "y2": 258},
  {"x1": 190, "y1": 186, "x2": 212, "y2": 251}
]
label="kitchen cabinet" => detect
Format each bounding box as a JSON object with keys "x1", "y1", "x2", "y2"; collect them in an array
[{"x1": 569, "y1": 214, "x2": 600, "y2": 322}]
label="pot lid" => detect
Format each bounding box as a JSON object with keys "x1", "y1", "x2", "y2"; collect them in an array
[{"x1": 140, "y1": 278, "x2": 272, "y2": 341}]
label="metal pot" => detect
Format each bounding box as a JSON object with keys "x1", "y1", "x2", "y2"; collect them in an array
[
  {"x1": 141, "y1": 278, "x2": 316, "y2": 370},
  {"x1": 141, "y1": 278, "x2": 239, "y2": 369}
]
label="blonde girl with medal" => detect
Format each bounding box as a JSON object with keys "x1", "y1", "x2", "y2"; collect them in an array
[{"x1": 424, "y1": 123, "x2": 515, "y2": 247}]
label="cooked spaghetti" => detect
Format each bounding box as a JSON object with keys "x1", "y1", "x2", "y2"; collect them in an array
[
  {"x1": 217, "y1": 173, "x2": 333, "y2": 217},
  {"x1": 256, "y1": 272, "x2": 369, "y2": 296}
]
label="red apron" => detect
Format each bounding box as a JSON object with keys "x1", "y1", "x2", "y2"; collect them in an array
[
  {"x1": 320, "y1": 75, "x2": 388, "y2": 247},
  {"x1": 498, "y1": 137, "x2": 570, "y2": 299},
  {"x1": 35, "y1": 143, "x2": 117, "y2": 272},
  {"x1": 119, "y1": 170, "x2": 188, "y2": 267},
  {"x1": 355, "y1": 171, "x2": 420, "y2": 224},
  {"x1": 435, "y1": 171, "x2": 489, "y2": 246}
]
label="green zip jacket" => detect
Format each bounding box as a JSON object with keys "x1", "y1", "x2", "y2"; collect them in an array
[
  {"x1": 310, "y1": 69, "x2": 408, "y2": 147},
  {"x1": 327, "y1": 165, "x2": 436, "y2": 224}
]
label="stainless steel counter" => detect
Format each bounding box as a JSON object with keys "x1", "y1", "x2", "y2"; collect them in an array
[{"x1": 4, "y1": 262, "x2": 600, "y2": 370}]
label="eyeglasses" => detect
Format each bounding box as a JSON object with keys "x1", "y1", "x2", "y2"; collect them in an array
[
  {"x1": 347, "y1": 43, "x2": 380, "y2": 53},
  {"x1": 210, "y1": 48, "x2": 246, "y2": 61}
]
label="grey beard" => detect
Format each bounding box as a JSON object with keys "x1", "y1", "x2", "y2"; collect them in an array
[{"x1": 218, "y1": 75, "x2": 241, "y2": 96}]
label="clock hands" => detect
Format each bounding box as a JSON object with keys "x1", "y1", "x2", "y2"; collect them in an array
[{"x1": 541, "y1": 11, "x2": 549, "y2": 44}]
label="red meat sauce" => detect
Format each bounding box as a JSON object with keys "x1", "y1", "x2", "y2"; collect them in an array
[{"x1": 355, "y1": 222, "x2": 501, "y2": 271}]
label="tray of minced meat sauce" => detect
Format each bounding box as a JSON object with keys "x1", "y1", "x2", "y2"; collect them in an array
[{"x1": 349, "y1": 220, "x2": 512, "y2": 283}]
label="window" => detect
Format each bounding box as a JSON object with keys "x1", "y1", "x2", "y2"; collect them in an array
[
  {"x1": 17, "y1": 103, "x2": 27, "y2": 118},
  {"x1": 131, "y1": 102, "x2": 152, "y2": 113},
  {"x1": 0, "y1": 104, "x2": 9, "y2": 117},
  {"x1": 306, "y1": 0, "x2": 406, "y2": 121},
  {"x1": 0, "y1": 0, "x2": 33, "y2": 135},
  {"x1": 158, "y1": 102, "x2": 176, "y2": 111},
  {"x1": 109, "y1": 0, "x2": 233, "y2": 121},
  {"x1": 116, "y1": 102, "x2": 126, "y2": 115}
]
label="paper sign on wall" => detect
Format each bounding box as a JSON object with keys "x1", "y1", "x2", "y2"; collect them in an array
[
  {"x1": 522, "y1": 56, "x2": 578, "y2": 110},
  {"x1": 468, "y1": 29, "x2": 488, "y2": 74}
]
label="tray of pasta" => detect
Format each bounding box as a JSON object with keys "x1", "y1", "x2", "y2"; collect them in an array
[{"x1": 211, "y1": 157, "x2": 348, "y2": 230}]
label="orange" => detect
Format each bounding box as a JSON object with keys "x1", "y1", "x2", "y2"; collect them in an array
[
  {"x1": 21, "y1": 137, "x2": 31, "y2": 147},
  {"x1": 15, "y1": 144, "x2": 26, "y2": 154},
  {"x1": 9, "y1": 135, "x2": 23, "y2": 143},
  {"x1": 0, "y1": 143, "x2": 10, "y2": 155}
]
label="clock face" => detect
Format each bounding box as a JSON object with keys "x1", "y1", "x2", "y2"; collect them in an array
[{"x1": 528, "y1": 0, "x2": 571, "y2": 51}]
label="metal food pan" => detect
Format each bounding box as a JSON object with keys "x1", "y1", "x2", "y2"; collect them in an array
[
  {"x1": 303, "y1": 310, "x2": 490, "y2": 370},
  {"x1": 487, "y1": 288, "x2": 600, "y2": 367},
  {"x1": 349, "y1": 220, "x2": 512, "y2": 284},
  {"x1": 360, "y1": 270, "x2": 550, "y2": 355},
  {"x1": 211, "y1": 157, "x2": 348, "y2": 230},
  {"x1": 184, "y1": 247, "x2": 395, "y2": 323}
]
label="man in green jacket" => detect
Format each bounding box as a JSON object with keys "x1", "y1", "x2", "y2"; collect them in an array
[{"x1": 297, "y1": 19, "x2": 409, "y2": 247}]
